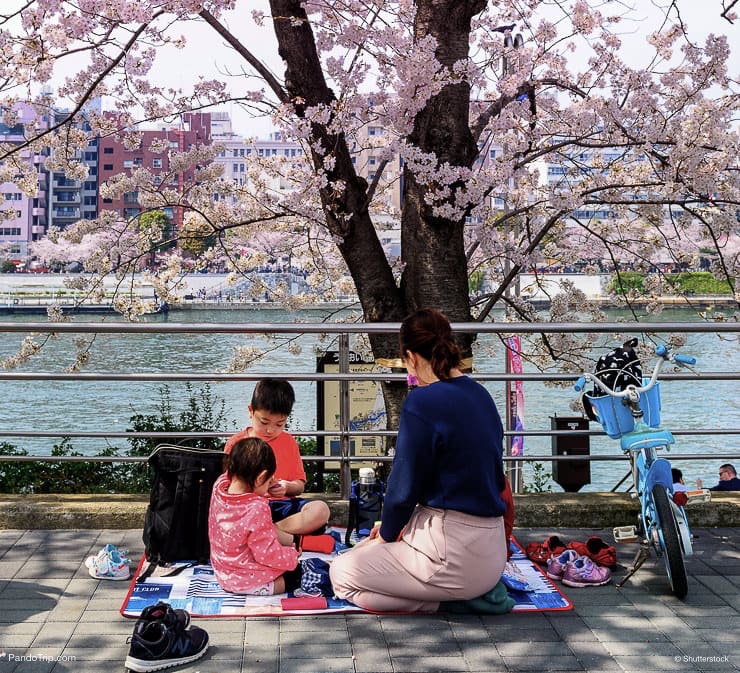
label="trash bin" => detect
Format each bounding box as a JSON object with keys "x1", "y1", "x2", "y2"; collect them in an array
[{"x1": 551, "y1": 416, "x2": 590, "y2": 492}]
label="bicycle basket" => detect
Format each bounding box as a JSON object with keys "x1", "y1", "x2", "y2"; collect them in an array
[{"x1": 584, "y1": 381, "x2": 661, "y2": 439}]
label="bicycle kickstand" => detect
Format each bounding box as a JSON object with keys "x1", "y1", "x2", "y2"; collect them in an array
[{"x1": 615, "y1": 540, "x2": 651, "y2": 589}]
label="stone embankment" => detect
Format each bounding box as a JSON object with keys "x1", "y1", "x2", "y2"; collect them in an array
[{"x1": 1, "y1": 492, "x2": 737, "y2": 529}]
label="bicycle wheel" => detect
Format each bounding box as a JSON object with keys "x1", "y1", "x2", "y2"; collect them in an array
[{"x1": 651, "y1": 484, "x2": 688, "y2": 599}]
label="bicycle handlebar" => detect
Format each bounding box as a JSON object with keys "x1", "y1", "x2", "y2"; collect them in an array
[{"x1": 574, "y1": 345, "x2": 696, "y2": 398}]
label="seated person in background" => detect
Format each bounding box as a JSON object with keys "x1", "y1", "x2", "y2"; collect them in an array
[
  {"x1": 225, "y1": 378, "x2": 330, "y2": 536},
  {"x1": 672, "y1": 467, "x2": 688, "y2": 492},
  {"x1": 696, "y1": 463, "x2": 740, "y2": 492},
  {"x1": 208, "y1": 437, "x2": 302, "y2": 595}
]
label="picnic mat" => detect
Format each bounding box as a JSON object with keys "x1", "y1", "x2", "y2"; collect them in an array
[{"x1": 120, "y1": 535, "x2": 571, "y2": 618}]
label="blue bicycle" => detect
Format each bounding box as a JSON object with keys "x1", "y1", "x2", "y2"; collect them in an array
[{"x1": 575, "y1": 344, "x2": 698, "y2": 599}]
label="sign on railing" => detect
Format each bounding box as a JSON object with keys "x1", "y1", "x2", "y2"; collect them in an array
[{"x1": 316, "y1": 351, "x2": 388, "y2": 469}]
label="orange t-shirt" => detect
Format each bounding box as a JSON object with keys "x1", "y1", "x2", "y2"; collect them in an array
[{"x1": 224, "y1": 428, "x2": 306, "y2": 485}]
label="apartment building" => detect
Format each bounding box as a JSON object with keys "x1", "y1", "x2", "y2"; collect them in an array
[
  {"x1": 47, "y1": 98, "x2": 102, "y2": 231},
  {"x1": 97, "y1": 112, "x2": 212, "y2": 227},
  {"x1": 0, "y1": 103, "x2": 49, "y2": 262}
]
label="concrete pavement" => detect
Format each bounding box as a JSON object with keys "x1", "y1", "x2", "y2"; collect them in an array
[{"x1": 0, "y1": 527, "x2": 737, "y2": 673}]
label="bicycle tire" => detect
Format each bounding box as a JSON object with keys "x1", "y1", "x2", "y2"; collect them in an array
[{"x1": 651, "y1": 484, "x2": 688, "y2": 599}]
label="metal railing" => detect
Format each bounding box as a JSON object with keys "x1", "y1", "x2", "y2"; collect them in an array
[{"x1": 0, "y1": 319, "x2": 738, "y2": 496}]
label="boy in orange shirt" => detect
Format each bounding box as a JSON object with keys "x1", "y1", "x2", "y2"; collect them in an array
[{"x1": 225, "y1": 379, "x2": 330, "y2": 537}]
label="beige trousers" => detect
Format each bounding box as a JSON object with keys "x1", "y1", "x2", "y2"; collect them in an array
[{"x1": 330, "y1": 505, "x2": 507, "y2": 612}]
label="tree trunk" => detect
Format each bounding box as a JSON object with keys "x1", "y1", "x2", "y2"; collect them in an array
[
  {"x1": 401, "y1": 1, "x2": 485, "y2": 342},
  {"x1": 270, "y1": 1, "x2": 486, "y2": 439}
]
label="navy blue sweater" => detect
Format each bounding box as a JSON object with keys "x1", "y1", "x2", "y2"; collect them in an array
[
  {"x1": 709, "y1": 477, "x2": 740, "y2": 491},
  {"x1": 379, "y1": 376, "x2": 508, "y2": 542}
]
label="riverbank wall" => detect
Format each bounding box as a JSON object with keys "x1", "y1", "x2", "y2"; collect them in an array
[
  {"x1": 1, "y1": 492, "x2": 737, "y2": 529},
  {"x1": 1, "y1": 272, "x2": 736, "y2": 313}
]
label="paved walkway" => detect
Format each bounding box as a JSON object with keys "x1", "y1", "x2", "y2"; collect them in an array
[{"x1": 0, "y1": 527, "x2": 737, "y2": 673}]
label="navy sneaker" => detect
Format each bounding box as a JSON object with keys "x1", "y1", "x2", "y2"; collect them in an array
[
  {"x1": 125, "y1": 620, "x2": 208, "y2": 672},
  {"x1": 136, "y1": 601, "x2": 190, "y2": 632}
]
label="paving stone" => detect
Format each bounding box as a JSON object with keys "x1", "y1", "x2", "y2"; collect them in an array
[
  {"x1": 567, "y1": 640, "x2": 624, "y2": 672},
  {"x1": 280, "y1": 640, "x2": 353, "y2": 659},
  {"x1": 278, "y1": 657, "x2": 354, "y2": 673},
  {"x1": 501, "y1": 655, "x2": 583, "y2": 671},
  {"x1": 385, "y1": 655, "x2": 469, "y2": 672},
  {"x1": 350, "y1": 646, "x2": 394, "y2": 673},
  {"x1": 30, "y1": 623, "x2": 75, "y2": 648},
  {"x1": 0, "y1": 526, "x2": 735, "y2": 673},
  {"x1": 456, "y1": 641, "x2": 507, "y2": 673}
]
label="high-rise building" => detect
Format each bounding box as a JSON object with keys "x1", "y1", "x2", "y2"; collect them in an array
[
  {"x1": 47, "y1": 97, "x2": 102, "y2": 231},
  {"x1": 0, "y1": 103, "x2": 49, "y2": 263}
]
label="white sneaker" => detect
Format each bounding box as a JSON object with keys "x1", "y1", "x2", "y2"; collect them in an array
[{"x1": 86, "y1": 546, "x2": 130, "y2": 580}]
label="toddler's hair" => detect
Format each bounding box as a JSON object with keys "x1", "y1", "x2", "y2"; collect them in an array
[
  {"x1": 226, "y1": 437, "x2": 276, "y2": 488},
  {"x1": 251, "y1": 378, "x2": 295, "y2": 416}
]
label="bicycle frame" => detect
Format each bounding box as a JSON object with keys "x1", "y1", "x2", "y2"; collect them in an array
[
  {"x1": 627, "y1": 438, "x2": 693, "y2": 557},
  {"x1": 575, "y1": 344, "x2": 697, "y2": 598}
]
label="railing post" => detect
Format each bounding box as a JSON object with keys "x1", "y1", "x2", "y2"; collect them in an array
[{"x1": 338, "y1": 333, "x2": 352, "y2": 499}]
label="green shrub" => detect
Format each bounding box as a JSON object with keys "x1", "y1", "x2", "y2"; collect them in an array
[
  {"x1": 0, "y1": 384, "x2": 348, "y2": 495},
  {"x1": 669, "y1": 272, "x2": 734, "y2": 295},
  {"x1": 0, "y1": 384, "x2": 232, "y2": 494},
  {"x1": 607, "y1": 272, "x2": 644, "y2": 294},
  {"x1": 608, "y1": 271, "x2": 733, "y2": 296},
  {"x1": 522, "y1": 462, "x2": 553, "y2": 494},
  {"x1": 0, "y1": 439, "x2": 136, "y2": 493},
  {"x1": 298, "y1": 437, "x2": 340, "y2": 494}
]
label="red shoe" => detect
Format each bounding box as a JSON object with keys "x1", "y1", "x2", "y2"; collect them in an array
[
  {"x1": 586, "y1": 536, "x2": 617, "y2": 568},
  {"x1": 566, "y1": 540, "x2": 587, "y2": 555},
  {"x1": 526, "y1": 535, "x2": 567, "y2": 565},
  {"x1": 568, "y1": 537, "x2": 617, "y2": 568}
]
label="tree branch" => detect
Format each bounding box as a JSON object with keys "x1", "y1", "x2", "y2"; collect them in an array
[
  {"x1": 198, "y1": 8, "x2": 289, "y2": 104},
  {"x1": 475, "y1": 209, "x2": 567, "y2": 321},
  {"x1": 0, "y1": 13, "x2": 164, "y2": 162}
]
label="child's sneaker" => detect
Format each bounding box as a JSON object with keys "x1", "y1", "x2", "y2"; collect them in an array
[
  {"x1": 562, "y1": 556, "x2": 612, "y2": 587},
  {"x1": 85, "y1": 544, "x2": 129, "y2": 569},
  {"x1": 546, "y1": 549, "x2": 579, "y2": 581},
  {"x1": 526, "y1": 535, "x2": 567, "y2": 565},
  {"x1": 136, "y1": 602, "x2": 190, "y2": 632},
  {"x1": 585, "y1": 536, "x2": 617, "y2": 568},
  {"x1": 125, "y1": 620, "x2": 208, "y2": 672},
  {"x1": 568, "y1": 537, "x2": 618, "y2": 569},
  {"x1": 87, "y1": 547, "x2": 130, "y2": 581}
]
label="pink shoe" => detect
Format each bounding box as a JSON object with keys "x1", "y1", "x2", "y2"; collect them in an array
[
  {"x1": 562, "y1": 556, "x2": 612, "y2": 587},
  {"x1": 546, "y1": 549, "x2": 579, "y2": 581}
]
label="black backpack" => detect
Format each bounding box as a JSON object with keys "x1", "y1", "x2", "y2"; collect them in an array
[{"x1": 138, "y1": 444, "x2": 224, "y2": 580}]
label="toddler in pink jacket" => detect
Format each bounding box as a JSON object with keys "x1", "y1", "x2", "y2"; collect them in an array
[{"x1": 208, "y1": 437, "x2": 301, "y2": 594}]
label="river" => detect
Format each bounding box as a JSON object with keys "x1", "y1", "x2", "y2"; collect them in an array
[{"x1": 0, "y1": 305, "x2": 737, "y2": 492}]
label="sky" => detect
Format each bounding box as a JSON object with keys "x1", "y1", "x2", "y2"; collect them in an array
[{"x1": 47, "y1": 1, "x2": 739, "y2": 138}]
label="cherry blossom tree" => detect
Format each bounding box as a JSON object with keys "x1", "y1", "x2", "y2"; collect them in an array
[{"x1": 1, "y1": 1, "x2": 738, "y2": 390}]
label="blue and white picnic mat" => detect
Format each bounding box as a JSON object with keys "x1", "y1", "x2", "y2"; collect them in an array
[{"x1": 121, "y1": 535, "x2": 571, "y2": 618}]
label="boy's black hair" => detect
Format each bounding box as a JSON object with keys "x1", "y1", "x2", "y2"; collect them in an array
[
  {"x1": 227, "y1": 437, "x2": 276, "y2": 488},
  {"x1": 250, "y1": 378, "x2": 295, "y2": 416},
  {"x1": 672, "y1": 467, "x2": 683, "y2": 482}
]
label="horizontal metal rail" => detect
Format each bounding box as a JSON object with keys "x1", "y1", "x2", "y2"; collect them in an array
[
  {"x1": 0, "y1": 371, "x2": 735, "y2": 382},
  {"x1": 0, "y1": 453, "x2": 737, "y2": 464},
  {"x1": 1, "y1": 320, "x2": 738, "y2": 333},
  {"x1": 1, "y1": 428, "x2": 738, "y2": 440},
  {"x1": 1, "y1": 320, "x2": 737, "y2": 496}
]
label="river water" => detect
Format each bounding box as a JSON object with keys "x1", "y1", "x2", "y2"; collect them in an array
[{"x1": 0, "y1": 306, "x2": 737, "y2": 492}]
